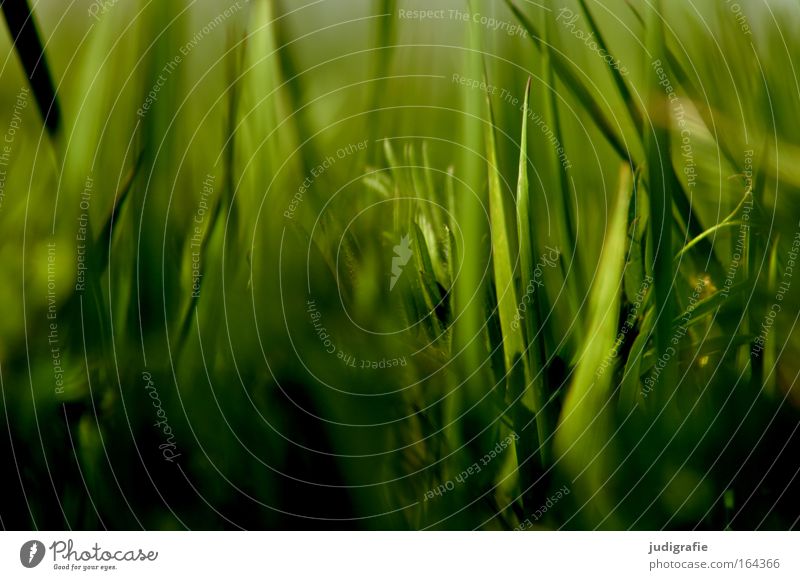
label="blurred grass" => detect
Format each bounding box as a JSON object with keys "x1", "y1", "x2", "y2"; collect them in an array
[{"x1": 0, "y1": 0, "x2": 798, "y2": 530}]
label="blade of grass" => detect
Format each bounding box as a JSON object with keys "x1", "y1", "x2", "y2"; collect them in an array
[
  {"x1": 503, "y1": 0, "x2": 629, "y2": 160},
  {"x1": 555, "y1": 162, "x2": 633, "y2": 524},
  {"x1": 644, "y1": 0, "x2": 677, "y2": 403},
  {"x1": 368, "y1": 0, "x2": 396, "y2": 164},
  {"x1": 507, "y1": 0, "x2": 721, "y2": 281},
  {"x1": 576, "y1": 0, "x2": 642, "y2": 131},
  {"x1": 619, "y1": 305, "x2": 655, "y2": 412},
  {"x1": 624, "y1": 167, "x2": 649, "y2": 302},
  {"x1": 452, "y1": 2, "x2": 489, "y2": 390},
  {"x1": 514, "y1": 78, "x2": 550, "y2": 465},
  {"x1": 484, "y1": 74, "x2": 526, "y2": 375},
  {"x1": 539, "y1": 4, "x2": 580, "y2": 358},
  {"x1": 411, "y1": 221, "x2": 445, "y2": 339},
  {"x1": 761, "y1": 238, "x2": 780, "y2": 396}
]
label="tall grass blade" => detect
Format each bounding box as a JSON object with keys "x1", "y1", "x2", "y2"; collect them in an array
[
  {"x1": 576, "y1": 0, "x2": 643, "y2": 131},
  {"x1": 556, "y1": 163, "x2": 633, "y2": 525},
  {"x1": 484, "y1": 74, "x2": 525, "y2": 376},
  {"x1": 503, "y1": 0, "x2": 628, "y2": 160},
  {"x1": 513, "y1": 78, "x2": 550, "y2": 476},
  {"x1": 539, "y1": 4, "x2": 580, "y2": 357},
  {"x1": 644, "y1": 0, "x2": 677, "y2": 402}
]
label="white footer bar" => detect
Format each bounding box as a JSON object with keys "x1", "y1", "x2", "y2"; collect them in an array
[{"x1": 1, "y1": 532, "x2": 797, "y2": 578}]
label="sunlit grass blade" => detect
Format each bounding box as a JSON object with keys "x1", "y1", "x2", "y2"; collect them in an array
[
  {"x1": 516, "y1": 78, "x2": 536, "y2": 354},
  {"x1": 555, "y1": 163, "x2": 633, "y2": 525},
  {"x1": 513, "y1": 78, "x2": 550, "y2": 467},
  {"x1": 484, "y1": 73, "x2": 525, "y2": 376}
]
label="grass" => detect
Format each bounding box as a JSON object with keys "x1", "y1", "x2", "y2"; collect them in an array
[{"x1": 0, "y1": 0, "x2": 798, "y2": 530}]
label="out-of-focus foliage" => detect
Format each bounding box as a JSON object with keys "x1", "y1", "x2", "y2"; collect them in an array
[{"x1": 0, "y1": 0, "x2": 798, "y2": 530}]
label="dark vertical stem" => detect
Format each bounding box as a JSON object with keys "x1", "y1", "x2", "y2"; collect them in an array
[{"x1": 1, "y1": 0, "x2": 61, "y2": 134}]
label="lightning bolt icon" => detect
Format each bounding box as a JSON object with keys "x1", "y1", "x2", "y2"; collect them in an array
[{"x1": 390, "y1": 235, "x2": 413, "y2": 291}]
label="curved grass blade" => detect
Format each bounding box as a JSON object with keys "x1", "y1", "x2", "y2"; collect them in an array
[{"x1": 555, "y1": 162, "x2": 633, "y2": 524}]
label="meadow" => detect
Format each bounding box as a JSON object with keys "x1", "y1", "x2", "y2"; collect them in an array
[{"x1": 0, "y1": 0, "x2": 798, "y2": 530}]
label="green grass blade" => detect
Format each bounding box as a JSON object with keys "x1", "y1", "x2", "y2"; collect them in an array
[
  {"x1": 555, "y1": 163, "x2": 633, "y2": 524},
  {"x1": 503, "y1": 0, "x2": 629, "y2": 160},
  {"x1": 539, "y1": 5, "x2": 580, "y2": 357},
  {"x1": 516, "y1": 78, "x2": 535, "y2": 347},
  {"x1": 761, "y1": 238, "x2": 780, "y2": 396},
  {"x1": 624, "y1": 168, "x2": 649, "y2": 302},
  {"x1": 576, "y1": 0, "x2": 643, "y2": 131},
  {"x1": 514, "y1": 78, "x2": 549, "y2": 464},
  {"x1": 452, "y1": 2, "x2": 489, "y2": 387},
  {"x1": 619, "y1": 305, "x2": 654, "y2": 412},
  {"x1": 411, "y1": 221, "x2": 444, "y2": 338},
  {"x1": 644, "y1": 1, "x2": 677, "y2": 402},
  {"x1": 484, "y1": 74, "x2": 524, "y2": 374}
]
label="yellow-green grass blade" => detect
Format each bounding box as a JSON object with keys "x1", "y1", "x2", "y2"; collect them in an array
[
  {"x1": 484, "y1": 72, "x2": 525, "y2": 376},
  {"x1": 514, "y1": 78, "x2": 550, "y2": 464},
  {"x1": 555, "y1": 162, "x2": 633, "y2": 524},
  {"x1": 367, "y1": 0, "x2": 397, "y2": 163},
  {"x1": 516, "y1": 78, "x2": 536, "y2": 357}
]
